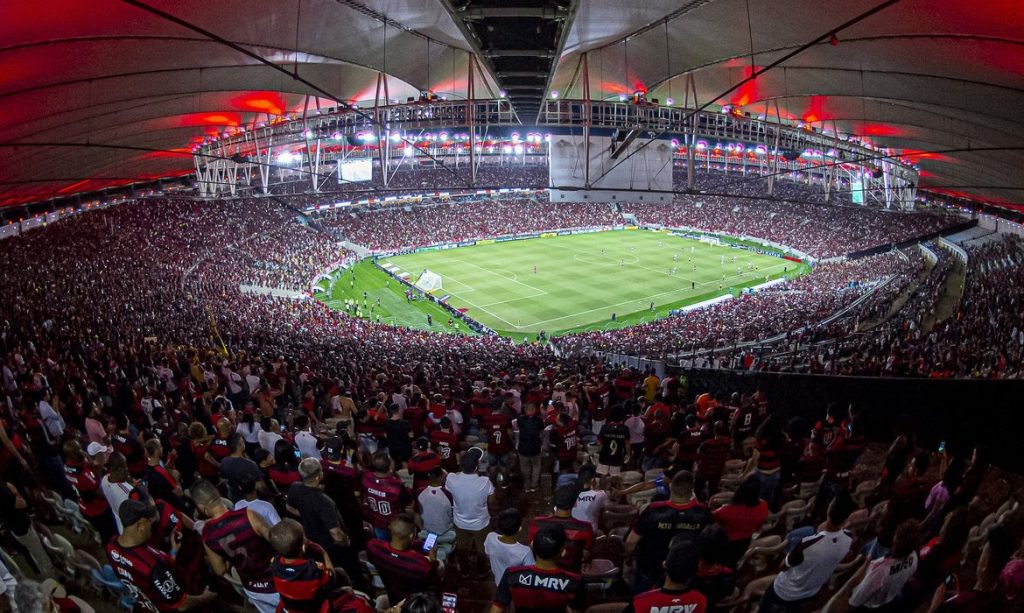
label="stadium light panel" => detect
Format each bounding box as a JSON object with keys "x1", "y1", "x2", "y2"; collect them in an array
[{"x1": 550, "y1": 91, "x2": 559, "y2": 99}]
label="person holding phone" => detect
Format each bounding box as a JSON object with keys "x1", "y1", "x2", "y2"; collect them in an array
[{"x1": 367, "y1": 514, "x2": 441, "y2": 605}]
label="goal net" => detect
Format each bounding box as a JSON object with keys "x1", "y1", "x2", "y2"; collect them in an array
[{"x1": 415, "y1": 269, "x2": 443, "y2": 293}]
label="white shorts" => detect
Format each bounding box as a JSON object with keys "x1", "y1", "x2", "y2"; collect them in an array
[{"x1": 596, "y1": 463, "x2": 621, "y2": 476}]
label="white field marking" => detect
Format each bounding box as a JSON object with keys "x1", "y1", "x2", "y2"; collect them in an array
[
  {"x1": 443, "y1": 289, "x2": 524, "y2": 329},
  {"x1": 441, "y1": 276, "x2": 477, "y2": 294},
  {"x1": 522, "y1": 262, "x2": 791, "y2": 329},
  {"x1": 446, "y1": 258, "x2": 549, "y2": 297},
  {"x1": 477, "y1": 291, "x2": 549, "y2": 308}
]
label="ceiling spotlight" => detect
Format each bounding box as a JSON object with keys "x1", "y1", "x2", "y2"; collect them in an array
[
  {"x1": 550, "y1": 91, "x2": 559, "y2": 99},
  {"x1": 666, "y1": 97, "x2": 674, "y2": 106}
]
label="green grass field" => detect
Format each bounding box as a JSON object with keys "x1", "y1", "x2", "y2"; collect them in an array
[{"x1": 320, "y1": 230, "x2": 805, "y2": 339}]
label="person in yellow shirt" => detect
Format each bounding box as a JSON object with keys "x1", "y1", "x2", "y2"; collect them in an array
[{"x1": 642, "y1": 370, "x2": 660, "y2": 402}]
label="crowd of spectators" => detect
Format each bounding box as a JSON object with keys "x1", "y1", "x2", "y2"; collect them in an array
[{"x1": 760, "y1": 236, "x2": 1024, "y2": 378}]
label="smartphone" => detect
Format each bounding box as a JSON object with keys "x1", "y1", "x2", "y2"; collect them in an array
[
  {"x1": 280, "y1": 425, "x2": 286, "y2": 433},
  {"x1": 938, "y1": 441, "x2": 946, "y2": 453},
  {"x1": 421, "y1": 532, "x2": 438, "y2": 553},
  {"x1": 441, "y1": 592, "x2": 457, "y2": 613},
  {"x1": 294, "y1": 449, "x2": 301, "y2": 459}
]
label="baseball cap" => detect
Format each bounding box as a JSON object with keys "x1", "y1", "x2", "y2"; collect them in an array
[
  {"x1": 86, "y1": 442, "x2": 110, "y2": 457},
  {"x1": 323, "y1": 436, "x2": 344, "y2": 460},
  {"x1": 119, "y1": 499, "x2": 157, "y2": 529}
]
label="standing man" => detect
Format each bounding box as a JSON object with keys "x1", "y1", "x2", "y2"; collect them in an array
[
  {"x1": 293, "y1": 415, "x2": 321, "y2": 460},
  {"x1": 483, "y1": 405, "x2": 513, "y2": 478},
  {"x1": 488, "y1": 524, "x2": 586, "y2": 613},
  {"x1": 219, "y1": 433, "x2": 266, "y2": 502},
  {"x1": 444, "y1": 448, "x2": 494, "y2": 579},
  {"x1": 361, "y1": 452, "x2": 414, "y2": 541},
  {"x1": 694, "y1": 421, "x2": 733, "y2": 499},
  {"x1": 430, "y1": 416, "x2": 459, "y2": 473},
  {"x1": 107, "y1": 500, "x2": 215, "y2": 612},
  {"x1": 528, "y1": 486, "x2": 595, "y2": 573},
  {"x1": 408, "y1": 437, "x2": 441, "y2": 495},
  {"x1": 191, "y1": 479, "x2": 279, "y2": 613},
  {"x1": 287, "y1": 458, "x2": 366, "y2": 591},
  {"x1": 596, "y1": 406, "x2": 630, "y2": 477},
  {"x1": 626, "y1": 471, "x2": 711, "y2": 593},
  {"x1": 516, "y1": 404, "x2": 544, "y2": 494}
]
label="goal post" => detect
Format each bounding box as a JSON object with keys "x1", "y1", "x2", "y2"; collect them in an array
[{"x1": 415, "y1": 269, "x2": 443, "y2": 293}]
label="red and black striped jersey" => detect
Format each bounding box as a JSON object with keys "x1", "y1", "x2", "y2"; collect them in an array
[
  {"x1": 695, "y1": 435, "x2": 732, "y2": 478},
  {"x1": 271, "y1": 552, "x2": 332, "y2": 613},
  {"x1": 148, "y1": 500, "x2": 183, "y2": 551},
  {"x1": 106, "y1": 539, "x2": 186, "y2": 613},
  {"x1": 491, "y1": 565, "x2": 585, "y2": 613},
  {"x1": 200, "y1": 508, "x2": 275, "y2": 593},
  {"x1": 112, "y1": 432, "x2": 146, "y2": 477},
  {"x1": 484, "y1": 413, "x2": 513, "y2": 456},
  {"x1": 429, "y1": 430, "x2": 458, "y2": 471},
  {"x1": 361, "y1": 472, "x2": 412, "y2": 530},
  {"x1": 628, "y1": 587, "x2": 707, "y2": 613},
  {"x1": 209, "y1": 437, "x2": 232, "y2": 461},
  {"x1": 550, "y1": 423, "x2": 578, "y2": 462},
  {"x1": 64, "y1": 459, "x2": 108, "y2": 517},
  {"x1": 527, "y1": 516, "x2": 594, "y2": 573},
  {"x1": 365, "y1": 540, "x2": 437, "y2": 604},
  {"x1": 407, "y1": 451, "x2": 441, "y2": 493}
]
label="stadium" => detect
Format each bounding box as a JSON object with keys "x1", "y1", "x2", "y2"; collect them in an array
[{"x1": 0, "y1": 2, "x2": 1023, "y2": 613}]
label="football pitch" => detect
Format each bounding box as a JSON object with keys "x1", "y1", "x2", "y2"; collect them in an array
[{"x1": 365, "y1": 230, "x2": 805, "y2": 337}]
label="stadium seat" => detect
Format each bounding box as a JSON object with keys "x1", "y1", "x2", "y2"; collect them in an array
[
  {"x1": 780, "y1": 498, "x2": 813, "y2": 532},
  {"x1": 738, "y1": 536, "x2": 785, "y2": 573}
]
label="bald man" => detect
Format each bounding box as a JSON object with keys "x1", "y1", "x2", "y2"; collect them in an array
[{"x1": 366, "y1": 513, "x2": 441, "y2": 604}]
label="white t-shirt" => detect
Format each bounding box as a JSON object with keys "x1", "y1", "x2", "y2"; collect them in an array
[
  {"x1": 484, "y1": 533, "x2": 534, "y2": 586},
  {"x1": 572, "y1": 489, "x2": 608, "y2": 531},
  {"x1": 444, "y1": 472, "x2": 494, "y2": 531},
  {"x1": 101, "y1": 476, "x2": 134, "y2": 534},
  {"x1": 418, "y1": 485, "x2": 455, "y2": 535},
  {"x1": 849, "y1": 552, "x2": 918, "y2": 608},
  {"x1": 236, "y1": 421, "x2": 261, "y2": 444},
  {"x1": 245, "y1": 374, "x2": 261, "y2": 395},
  {"x1": 234, "y1": 499, "x2": 281, "y2": 527},
  {"x1": 258, "y1": 429, "x2": 283, "y2": 454},
  {"x1": 624, "y1": 416, "x2": 646, "y2": 444},
  {"x1": 773, "y1": 529, "x2": 853, "y2": 601},
  {"x1": 294, "y1": 431, "x2": 321, "y2": 460}
]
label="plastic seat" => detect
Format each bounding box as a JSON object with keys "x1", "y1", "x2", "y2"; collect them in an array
[
  {"x1": 581, "y1": 559, "x2": 617, "y2": 581},
  {"x1": 852, "y1": 480, "x2": 878, "y2": 508},
  {"x1": 601, "y1": 505, "x2": 637, "y2": 533},
  {"x1": 845, "y1": 509, "x2": 871, "y2": 537},
  {"x1": 780, "y1": 499, "x2": 811, "y2": 532},
  {"x1": 829, "y1": 554, "x2": 865, "y2": 589},
  {"x1": 717, "y1": 574, "x2": 776, "y2": 610},
  {"x1": 643, "y1": 469, "x2": 662, "y2": 482},
  {"x1": 626, "y1": 488, "x2": 656, "y2": 511},
  {"x1": 709, "y1": 492, "x2": 732, "y2": 510},
  {"x1": 719, "y1": 475, "x2": 741, "y2": 492},
  {"x1": 738, "y1": 535, "x2": 786, "y2": 573},
  {"x1": 42, "y1": 533, "x2": 76, "y2": 576},
  {"x1": 0, "y1": 548, "x2": 23, "y2": 579},
  {"x1": 619, "y1": 471, "x2": 642, "y2": 487},
  {"x1": 753, "y1": 510, "x2": 782, "y2": 538},
  {"x1": 723, "y1": 459, "x2": 746, "y2": 476}
]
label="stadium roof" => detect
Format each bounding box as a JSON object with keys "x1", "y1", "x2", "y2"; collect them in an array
[{"x1": 1, "y1": 0, "x2": 1023, "y2": 207}]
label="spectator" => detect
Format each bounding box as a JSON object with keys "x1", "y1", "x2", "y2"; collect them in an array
[
  {"x1": 63, "y1": 439, "x2": 116, "y2": 543},
  {"x1": 234, "y1": 476, "x2": 282, "y2": 527},
  {"x1": 408, "y1": 437, "x2": 441, "y2": 495},
  {"x1": 143, "y1": 438, "x2": 187, "y2": 513},
  {"x1": 597, "y1": 406, "x2": 630, "y2": 476},
  {"x1": 362, "y1": 451, "x2": 414, "y2": 541},
  {"x1": 626, "y1": 470, "x2": 712, "y2": 593},
  {"x1": 444, "y1": 448, "x2": 494, "y2": 579},
  {"x1": 759, "y1": 492, "x2": 855, "y2": 612},
  {"x1": 485, "y1": 509, "x2": 534, "y2": 586},
  {"x1": 571, "y1": 464, "x2": 607, "y2": 532},
  {"x1": 293, "y1": 415, "x2": 321, "y2": 460},
  {"x1": 259, "y1": 417, "x2": 284, "y2": 455},
  {"x1": 746, "y1": 415, "x2": 785, "y2": 511},
  {"x1": 528, "y1": 485, "x2": 595, "y2": 573},
  {"x1": 220, "y1": 432, "x2": 266, "y2": 502},
  {"x1": 269, "y1": 439, "x2": 302, "y2": 492},
  {"x1": 107, "y1": 499, "x2": 216, "y2": 611},
  {"x1": 0, "y1": 478, "x2": 56, "y2": 577},
  {"x1": 321, "y1": 435, "x2": 366, "y2": 550},
  {"x1": 286, "y1": 458, "x2": 365, "y2": 590},
  {"x1": 366, "y1": 513, "x2": 440, "y2": 606},
  {"x1": 712, "y1": 475, "x2": 770, "y2": 568},
  {"x1": 417, "y1": 467, "x2": 456, "y2": 562},
  {"x1": 430, "y1": 416, "x2": 459, "y2": 473},
  {"x1": 100, "y1": 451, "x2": 134, "y2": 534},
  {"x1": 849, "y1": 519, "x2": 922, "y2": 610},
  {"x1": 695, "y1": 420, "x2": 733, "y2": 499},
  {"x1": 488, "y1": 524, "x2": 585, "y2": 613},
  {"x1": 192, "y1": 479, "x2": 279, "y2": 613},
  {"x1": 269, "y1": 519, "x2": 375, "y2": 613},
  {"x1": 516, "y1": 403, "x2": 544, "y2": 493},
  {"x1": 627, "y1": 541, "x2": 707, "y2": 613}
]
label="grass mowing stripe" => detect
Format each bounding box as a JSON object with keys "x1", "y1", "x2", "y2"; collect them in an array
[{"x1": 372, "y1": 230, "x2": 808, "y2": 338}]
